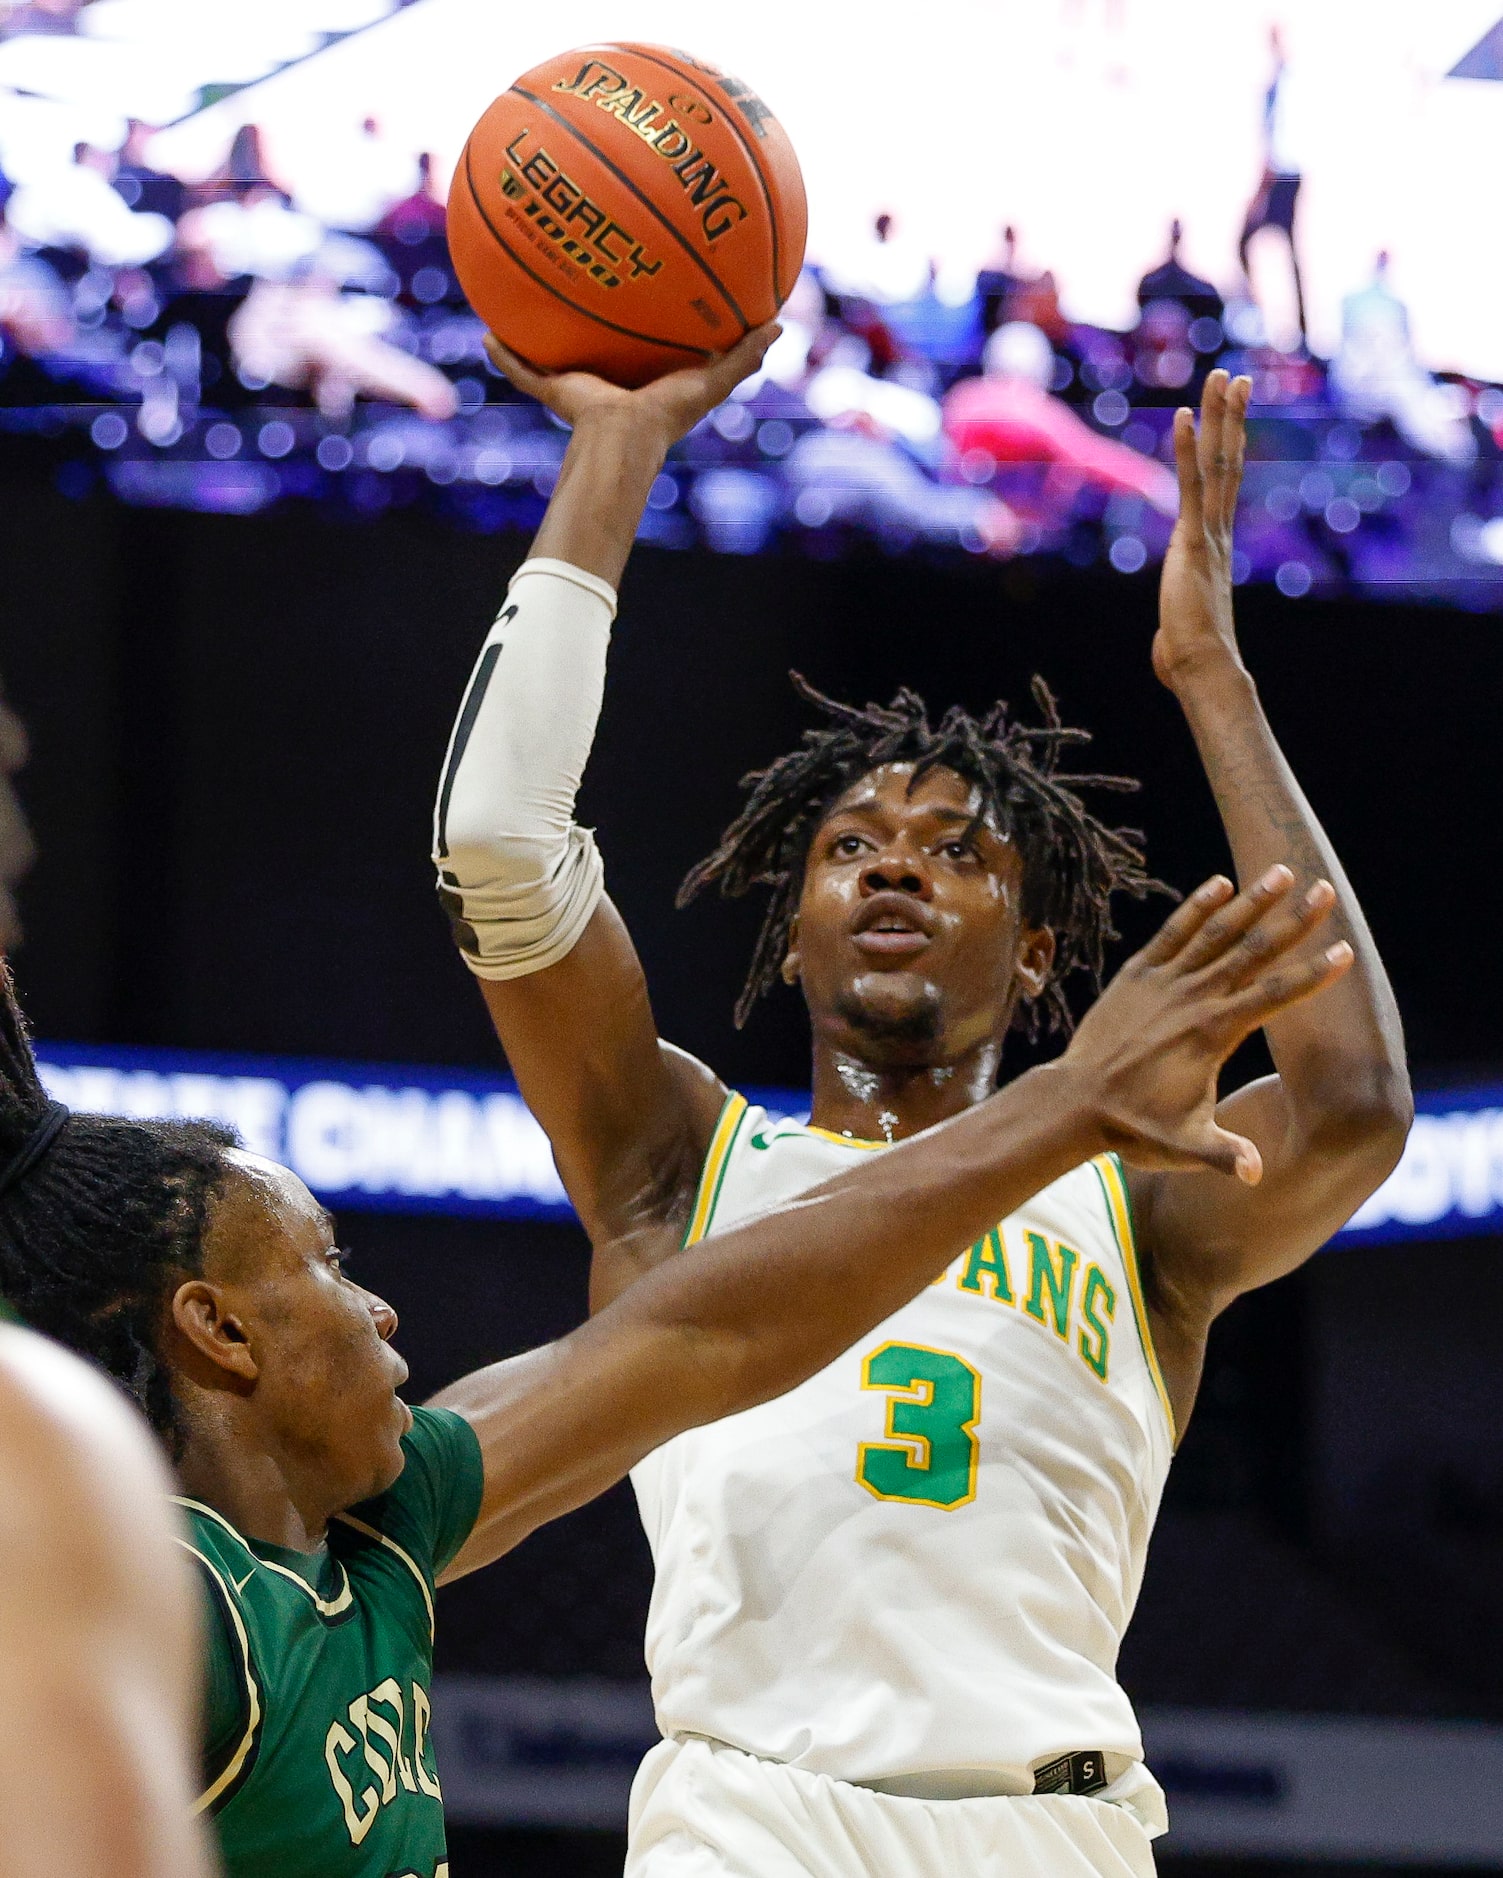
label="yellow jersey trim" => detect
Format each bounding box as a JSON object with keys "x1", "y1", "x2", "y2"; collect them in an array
[
  {"x1": 804, "y1": 1124, "x2": 886, "y2": 1151},
  {"x1": 181, "y1": 1542, "x2": 262, "y2": 1815},
  {"x1": 1091, "y1": 1153, "x2": 1177, "y2": 1446},
  {"x1": 683, "y1": 1092, "x2": 749, "y2": 1247},
  {"x1": 332, "y1": 1510, "x2": 435, "y2": 1642},
  {"x1": 173, "y1": 1495, "x2": 354, "y2": 1617}
]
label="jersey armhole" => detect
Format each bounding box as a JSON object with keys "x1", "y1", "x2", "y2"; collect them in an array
[
  {"x1": 681, "y1": 1091, "x2": 749, "y2": 1246},
  {"x1": 1091, "y1": 1153, "x2": 1178, "y2": 1448},
  {"x1": 183, "y1": 1543, "x2": 263, "y2": 1816}
]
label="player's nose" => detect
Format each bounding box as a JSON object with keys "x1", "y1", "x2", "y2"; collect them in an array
[
  {"x1": 365, "y1": 1288, "x2": 400, "y2": 1341},
  {"x1": 859, "y1": 852, "x2": 932, "y2": 899}
]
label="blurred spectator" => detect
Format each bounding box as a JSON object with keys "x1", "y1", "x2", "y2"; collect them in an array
[
  {"x1": 112, "y1": 120, "x2": 185, "y2": 224},
  {"x1": 1330, "y1": 253, "x2": 1476, "y2": 465},
  {"x1": 786, "y1": 317, "x2": 1020, "y2": 552},
  {"x1": 787, "y1": 423, "x2": 1021, "y2": 555},
  {"x1": 1239, "y1": 25, "x2": 1308, "y2": 344},
  {"x1": 1133, "y1": 228, "x2": 1223, "y2": 401},
  {"x1": 1131, "y1": 299, "x2": 1202, "y2": 399},
  {"x1": 943, "y1": 320, "x2": 1177, "y2": 512},
  {"x1": 372, "y1": 150, "x2": 456, "y2": 306},
  {"x1": 1137, "y1": 220, "x2": 1223, "y2": 325},
  {"x1": 194, "y1": 124, "x2": 283, "y2": 207},
  {"x1": 881, "y1": 271, "x2": 983, "y2": 376},
  {"x1": 805, "y1": 359, "x2": 944, "y2": 453},
  {"x1": 0, "y1": 0, "x2": 83, "y2": 32},
  {"x1": 977, "y1": 225, "x2": 1022, "y2": 334},
  {"x1": 0, "y1": 197, "x2": 72, "y2": 355},
  {"x1": 227, "y1": 270, "x2": 459, "y2": 420},
  {"x1": 1005, "y1": 266, "x2": 1071, "y2": 349},
  {"x1": 177, "y1": 184, "x2": 323, "y2": 283},
  {"x1": 6, "y1": 142, "x2": 173, "y2": 267},
  {"x1": 751, "y1": 268, "x2": 830, "y2": 390},
  {"x1": 376, "y1": 151, "x2": 446, "y2": 247}
]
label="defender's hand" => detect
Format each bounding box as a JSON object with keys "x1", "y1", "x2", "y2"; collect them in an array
[
  {"x1": 484, "y1": 323, "x2": 781, "y2": 454},
  {"x1": 1154, "y1": 369, "x2": 1253, "y2": 693},
  {"x1": 1062, "y1": 866, "x2": 1353, "y2": 1183}
]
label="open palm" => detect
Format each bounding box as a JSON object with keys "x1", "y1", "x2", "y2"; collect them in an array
[{"x1": 1154, "y1": 370, "x2": 1253, "y2": 693}]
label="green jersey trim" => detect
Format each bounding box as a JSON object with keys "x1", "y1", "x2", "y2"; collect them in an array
[
  {"x1": 182, "y1": 1543, "x2": 263, "y2": 1815},
  {"x1": 333, "y1": 1510, "x2": 436, "y2": 1642},
  {"x1": 1090, "y1": 1152, "x2": 1176, "y2": 1447},
  {"x1": 683, "y1": 1091, "x2": 749, "y2": 1247},
  {"x1": 173, "y1": 1495, "x2": 355, "y2": 1619}
]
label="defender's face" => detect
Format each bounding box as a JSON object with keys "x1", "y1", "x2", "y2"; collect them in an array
[
  {"x1": 787, "y1": 763, "x2": 1053, "y2": 1066},
  {"x1": 204, "y1": 1153, "x2": 411, "y2": 1506}
]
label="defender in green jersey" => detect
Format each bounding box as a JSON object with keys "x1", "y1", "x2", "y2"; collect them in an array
[
  {"x1": 186, "y1": 1404, "x2": 478, "y2": 1878},
  {"x1": 0, "y1": 342, "x2": 1365, "y2": 1878}
]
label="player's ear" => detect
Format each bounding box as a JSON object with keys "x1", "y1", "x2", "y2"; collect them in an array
[
  {"x1": 168, "y1": 1280, "x2": 260, "y2": 1386},
  {"x1": 1013, "y1": 923, "x2": 1055, "y2": 1002},
  {"x1": 780, "y1": 915, "x2": 801, "y2": 986}
]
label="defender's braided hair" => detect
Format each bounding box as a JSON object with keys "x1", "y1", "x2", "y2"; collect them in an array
[
  {"x1": 0, "y1": 962, "x2": 235, "y2": 1454},
  {"x1": 679, "y1": 674, "x2": 1168, "y2": 1034}
]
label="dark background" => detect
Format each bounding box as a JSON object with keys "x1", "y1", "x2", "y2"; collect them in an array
[{"x1": 2, "y1": 466, "x2": 1497, "y2": 1874}]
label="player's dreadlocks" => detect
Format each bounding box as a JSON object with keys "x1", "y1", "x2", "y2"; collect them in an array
[
  {"x1": 0, "y1": 962, "x2": 235, "y2": 1455},
  {"x1": 679, "y1": 673, "x2": 1167, "y2": 1035}
]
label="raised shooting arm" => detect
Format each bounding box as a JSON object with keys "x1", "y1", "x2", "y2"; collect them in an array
[
  {"x1": 1128, "y1": 371, "x2": 1412, "y2": 1422},
  {"x1": 434, "y1": 330, "x2": 777, "y2": 1298}
]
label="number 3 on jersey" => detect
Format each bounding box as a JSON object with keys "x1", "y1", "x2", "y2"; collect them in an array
[{"x1": 856, "y1": 1342, "x2": 981, "y2": 1510}]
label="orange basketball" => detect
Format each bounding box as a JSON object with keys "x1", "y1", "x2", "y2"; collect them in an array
[{"x1": 447, "y1": 43, "x2": 807, "y2": 388}]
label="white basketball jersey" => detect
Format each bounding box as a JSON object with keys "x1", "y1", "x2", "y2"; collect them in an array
[{"x1": 631, "y1": 1095, "x2": 1175, "y2": 1813}]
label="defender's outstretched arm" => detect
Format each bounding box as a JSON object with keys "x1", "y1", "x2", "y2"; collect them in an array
[
  {"x1": 1130, "y1": 371, "x2": 1411, "y2": 1405},
  {"x1": 435, "y1": 866, "x2": 1350, "y2": 1576},
  {"x1": 435, "y1": 331, "x2": 777, "y2": 1297}
]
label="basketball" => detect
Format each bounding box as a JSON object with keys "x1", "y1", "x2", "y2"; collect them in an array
[{"x1": 446, "y1": 43, "x2": 807, "y2": 388}]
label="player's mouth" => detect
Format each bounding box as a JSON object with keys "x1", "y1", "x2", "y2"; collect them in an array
[
  {"x1": 387, "y1": 1348, "x2": 411, "y2": 1395},
  {"x1": 851, "y1": 893, "x2": 935, "y2": 957},
  {"x1": 389, "y1": 1352, "x2": 414, "y2": 1432}
]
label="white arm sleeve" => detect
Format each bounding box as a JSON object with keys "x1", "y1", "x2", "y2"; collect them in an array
[{"x1": 433, "y1": 557, "x2": 617, "y2": 981}]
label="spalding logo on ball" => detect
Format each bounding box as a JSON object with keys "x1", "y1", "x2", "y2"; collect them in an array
[{"x1": 448, "y1": 43, "x2": 807, "y2": 387}]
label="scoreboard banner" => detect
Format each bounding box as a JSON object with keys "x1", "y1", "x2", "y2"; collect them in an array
[{"x1": 33, "y1": 1040, "x2": 1503, "y2": 1247}]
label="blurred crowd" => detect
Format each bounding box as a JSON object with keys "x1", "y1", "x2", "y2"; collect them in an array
[{"x1": 1, "y1": 32, "x2": 1499, "y2": 590}]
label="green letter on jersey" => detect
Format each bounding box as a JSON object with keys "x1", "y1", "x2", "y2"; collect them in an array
[
  {"x1": 1024, "y1": 1232, "x2": 1079, "y2": 1339},
  {"x1": 1077, "y1": 1264, "x2": 1117, "y2": 1381},
  {"x1": 857, "y1": 1342, "x2": 981, "y2": 1510},
  {"x1": 958, "y1": 1228, "x2": 1014, "y2": 1303}
]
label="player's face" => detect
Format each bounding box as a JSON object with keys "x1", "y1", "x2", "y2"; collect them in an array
[
  {"x1": 204, "y1": 1152, "x2": 412, "y2": 1505},
  {"x1": 787, "y1": 763, "x2": 1053, "y2": 1066},
  {"x1": 0, "y1": 684, "x2": 36, "y2": 953}
]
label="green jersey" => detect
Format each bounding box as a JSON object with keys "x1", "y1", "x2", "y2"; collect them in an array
[{"x1": 180, "y1": 1406, "x2": 484, "y2": 1878}]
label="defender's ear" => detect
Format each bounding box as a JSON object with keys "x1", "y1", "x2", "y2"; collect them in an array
[
  {"x1": 169, "y1": 1282, "x2": 259, "y2": 1386},
  {"x1": 1014, "y1": 924, "x2": 1056, "y2": 1003}
]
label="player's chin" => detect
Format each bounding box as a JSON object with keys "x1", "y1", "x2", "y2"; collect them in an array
[
  {"x1": 361, "y1": 1390, "x2": 413, "y2": 1489},
  {"x1": 833, "y1": 973, "x2": 944, "y2": 1061},
  {"x1": 367, "y1": 1413, "x2": 410, "y2": 1498}
]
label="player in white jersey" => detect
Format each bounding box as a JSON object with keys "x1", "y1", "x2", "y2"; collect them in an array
[{"x1": 434, "y1": 333, "x2": 1410, "y2": 1875}]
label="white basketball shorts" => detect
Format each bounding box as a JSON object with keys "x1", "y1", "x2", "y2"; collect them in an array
[{"x1": 626, "y1": 1737, "x2": 1159, "y2": 1878}]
